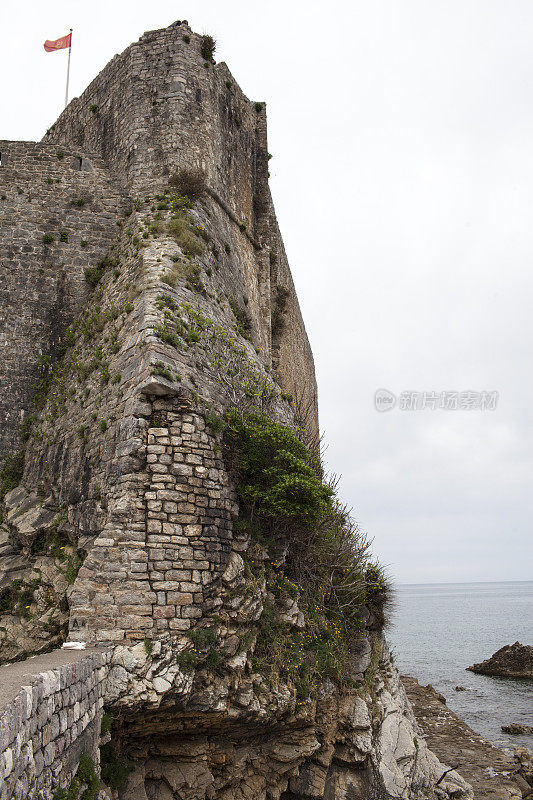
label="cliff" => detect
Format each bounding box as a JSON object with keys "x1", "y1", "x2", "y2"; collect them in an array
[{"x1": 0, "y1": 21, "x2": 472, "y2": 800}]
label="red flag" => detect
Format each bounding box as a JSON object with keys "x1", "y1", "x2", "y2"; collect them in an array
[{"x1": 44, "y1": 33, "x2": 72, "y2": 52}]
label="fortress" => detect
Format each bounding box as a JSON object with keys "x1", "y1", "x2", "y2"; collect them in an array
[{"x1": 0, "y1": 21, "x2": 473, "y2": 800}]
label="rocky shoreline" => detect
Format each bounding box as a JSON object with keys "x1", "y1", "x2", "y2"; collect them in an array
[
  {"x1": 402, "y1": 675, "x2": 532, "y2": 799},
  {"x1": 467, "y1": 642, "x2": 533, "y2": 680}
]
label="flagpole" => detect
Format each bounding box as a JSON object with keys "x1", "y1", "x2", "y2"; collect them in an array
[{"x1": 65, "y1": 29, "x2": 72, "y2": 108}]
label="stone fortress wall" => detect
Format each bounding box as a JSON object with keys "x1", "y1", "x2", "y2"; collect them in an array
[
  {"x1": 43, "y1": 21, "x2": 318, "y2": 435},
  {"x1": 0, "y1": 141, "x2": 126, "y2": 461}
]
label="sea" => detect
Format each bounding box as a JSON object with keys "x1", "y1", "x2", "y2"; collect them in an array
[{"x1": 388, "y1": 581, "x2": 533, "y2": 753}]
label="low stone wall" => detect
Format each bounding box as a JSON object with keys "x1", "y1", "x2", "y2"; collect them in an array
[{"x1": 0, "y1": 649, "x2": 110, "y2": 800}]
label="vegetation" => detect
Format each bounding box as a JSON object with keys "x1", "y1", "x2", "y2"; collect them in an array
[
  {"x1": 168, "y1": 168, "x2": 206, "y2": 202},
  {"x1": 200, "y1": 34, "x2": 216, "y2": 62},
  {"x1": 143, "y1": 638, "x2": 153, "y2": 656},
  {"x1": 85, "y1": 254, "x2": 118, "y2": 289},
  {"x1": 42, "y1": 234, "x2": 54, "y2": 244},
  {"x1": 168, "y1": 212, "x2": 206, "y2": 258},
  {"x1": 151, "y1": 361, "x2": 175, "y2": 382},
  {"x1": 154, "y1": 302, "x2": 273, "y2": 411},
  {"x1": 175, "y1": 648, "x2": 199, "y2": 672},
  {"x1": 52, "y1": 754, "x2": 99, "y2": 800},
  {"x1": 0, "y1": 450, "x2": 24, "y2": 499},
  {"x1": 228, "y1": 298, "x2": 252, "y2": 341},
  {"x1": 271, "y1": 286, "x2": 290, "y2": 338},
  {"x1": 100, "y1": 743, "x2": 131, "y2": 791},
  {"x1": 220, "y1": 409, "x2": 392, "y2": 690}
]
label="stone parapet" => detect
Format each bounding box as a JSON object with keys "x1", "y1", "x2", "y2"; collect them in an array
[{"x1": 0, "y1": 649, "x2": 111, "y2": 800}]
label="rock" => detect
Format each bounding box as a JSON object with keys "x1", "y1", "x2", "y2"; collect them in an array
[
  {"x1": 501, "y1": 723, "x2": 533, "y2": 735},
  {"x1": 514, "y1": 747, "x2": 533, "y2": 792},
  {"x1": 153, "y1": 676, "x2": 172, "y2": 693},
  {"x1": 221, "y1": 552, "x2": 244, "y2": 586},
  {"x1": 5, "y1": 489, "x2": 57, "y2": 550},
  {"x1": 455, "y1": 685, "x2": 467, "y2": 691},
  {"x1": 467, "y1": 642, "x2": 533, "y2": 679},
  {"x1": 403, "y1": 675, "x2": 523, "y2": 800},
  {"x1": 105, "y1": 665, "x2": 130, "y2": 701}
]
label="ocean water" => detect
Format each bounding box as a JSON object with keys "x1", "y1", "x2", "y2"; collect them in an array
[{"x1": 388, "y1": 581, "x2": 533, "y2": 752}]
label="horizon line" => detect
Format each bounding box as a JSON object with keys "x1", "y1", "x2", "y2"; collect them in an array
[{"x1": 396, "y1": 579, "x2": 532, "y2": 586}]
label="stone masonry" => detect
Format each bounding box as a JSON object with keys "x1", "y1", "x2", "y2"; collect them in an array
[
  {"x1": 0, "y1": 650, "x2": 111, "y2": 800},
  {"x1": 0, "y1": 141, "x2": 126, "y2": 459}
]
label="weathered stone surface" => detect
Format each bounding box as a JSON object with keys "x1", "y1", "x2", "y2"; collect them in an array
[
  {"x1": 467, "y1": 641, "x2": 533, "y2": 679},
  {"x1": 501, "y1": 723, "x2": 533, "y2": 735},
  {"x1": 403, "y1": 675, "x2": 523, "y2": 799}
]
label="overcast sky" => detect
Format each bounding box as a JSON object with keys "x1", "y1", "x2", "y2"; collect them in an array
[{"x1": 3, "y1": 1, "x2": 533, "y2": 584}]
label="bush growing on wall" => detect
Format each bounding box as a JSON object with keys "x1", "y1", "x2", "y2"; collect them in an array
[
  {"x1": 200, "y1": 35, "x2": 216, "y2": 62},
  {"x1": 222, "y1": 409, "x2": 392, "y2": 639},
  {"x1": 168, "y1": 168, "x2": 206, "y2": 202}
]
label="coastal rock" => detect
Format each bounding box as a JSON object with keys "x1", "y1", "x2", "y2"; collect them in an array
[
  {"x1": 467, "y1": 641, "x2": 533, "y2": 679},
  {"x1": 403, "y1": 675, "x2": 524, "y2": 799},
  {"x1": 513, "y1": 748, "x2": 533, "y2": 795},
  {"x1": 501, "y1": 723, "x2": 533, "y2": 735}
]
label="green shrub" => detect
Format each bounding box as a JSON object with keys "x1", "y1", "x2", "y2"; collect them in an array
[
  {"x1": 64, "y1": 553, "x2": 82, "y2": 585},
  {"x1": 271, "y1": 286, "x2": 290, "y2": 337},
  {"x1": 228, "y1": 298, "x2": 252, "y2": 341},
  {"x1": 200, "y1": 34, "x2": 216, "y2": 61},
  {"x1": 42, "y1": 234, "x2": 54, "y2": 244},
  {"x1": 89, "y1": 104, "x2": 99, "y2": 113},
  {"x1": 168, "y1": 213, "x2": 205, "y2": 258},
  {"x1": 183, "y1": 34, "x2": 191, "y2": 43},
  {"x1": 224, "y1": 409, "x2": 331, "y2": 529},
  {"x1": 175, "y1": 649, "x2": 198, "y2": 672},
  {"x1": 85, "y1": 263, "x2": 104, "y2": 288},
  {"x1": 0, "y1": 451, "x2": 24, "y2": 498},
  {"x1": 151, "y1": 361, "x2": 174, "y2": 382},
  {"x1": 100, "y1": 743, "x2": 131, "y2": 790},
  {"x1": 222, "y1": 406, "x2": 390, "y2": 689},
  {"x1": 143, "y1": 638, "x2": 153, "y2": 656},
  {"x1": 188, "y1": 627, "x2": 217, "y2": 648}
]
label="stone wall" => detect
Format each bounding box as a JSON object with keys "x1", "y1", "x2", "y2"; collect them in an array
[
  {"x1": 42, "y1": 22, "x2": 318, "y2": 436},
  {"x1": 72, "y1": 398, "x2": 237, "y2": 644},
  {"x1": 0, "y1": 650, "x2": 110, "y2": 800},
  {"x1": 0, "y1": 141, "x2": 126, "y2": 462}
]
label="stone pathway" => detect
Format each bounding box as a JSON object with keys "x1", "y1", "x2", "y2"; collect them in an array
[
  {"x1": 402, "y1": 675, "x2": 524, "y2": 799},
  {"x1": 0, "y1": 647, "x2": 105, "y2": 709}
]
